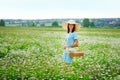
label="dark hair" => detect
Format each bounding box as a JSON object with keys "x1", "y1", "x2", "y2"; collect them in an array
[{"x1": 67, "y1": 24, "x2": 75, "y2": 33}]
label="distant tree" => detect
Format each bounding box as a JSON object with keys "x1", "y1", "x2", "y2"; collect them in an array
[
  {"x1": 0, "y1": 19, "x2": 5, "y2": 26},
  {"x1": 40, "y1": 23, "x2": 45, "y2": 26},
  {"x1": 32, "y1": 22, "x2": 36, "y2": 27},
  {"x1": 83, "y1": 18, "x2": 90, "y2": 27},
  {"x1": 52, "y1": 21, "x2": 59, "y2": 27},
  {"x1": 90, "y1": 22, "x2": 95, "y2": 27}
]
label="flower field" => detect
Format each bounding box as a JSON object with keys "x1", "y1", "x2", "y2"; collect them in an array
[{"x1": 0, "y1": 27, "x2": 120, "y2": 80}]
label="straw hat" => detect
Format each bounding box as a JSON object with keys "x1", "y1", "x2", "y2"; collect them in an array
[{"x1": 62, "y1": 20, "x2": 80, "y2": 31}]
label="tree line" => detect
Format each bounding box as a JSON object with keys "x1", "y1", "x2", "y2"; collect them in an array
[
  {"x1": 1, "y1": 18, "x2": 120, "y2": 27},
  {"x1": 0, "y1": 19, "x2": 106, "y2": 27}
]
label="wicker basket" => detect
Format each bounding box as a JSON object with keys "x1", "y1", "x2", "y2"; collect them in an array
[{"x1": 69, "y1": 52, "x2": 84, "y2": 57}]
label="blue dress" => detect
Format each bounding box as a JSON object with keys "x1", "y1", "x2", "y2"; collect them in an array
[{"x1": 62, "y1": 31, "x2": 78, "y2": 64}]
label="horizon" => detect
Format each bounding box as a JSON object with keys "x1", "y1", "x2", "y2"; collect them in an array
[
  {"x1": 0, "y1": 17, "x2": 120, "y2": 20},
  {"x1": 0, "y1": 17, "x2": 118, "y2": 20},
  {"x1": 0, "y1": 0, "x2": 120, "y2": 19}
]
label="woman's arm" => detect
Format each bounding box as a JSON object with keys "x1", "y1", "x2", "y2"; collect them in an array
[
  {"x1": 64, "y1": 39, "x2": 79, "y2": 49},
  {"x1": 69, "y1": 39, "x2": 79, "y2": 47}
]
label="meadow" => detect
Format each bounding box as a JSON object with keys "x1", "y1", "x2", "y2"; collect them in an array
[{"x1": 0, "y1": 27, "x2": 120, "y2": 80}]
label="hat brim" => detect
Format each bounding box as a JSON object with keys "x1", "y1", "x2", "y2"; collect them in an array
[{"x1": 62, "y1": 22, "x2": 80, "y2": 32}]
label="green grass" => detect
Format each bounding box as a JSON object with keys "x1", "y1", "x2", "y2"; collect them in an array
[{"x1": 0, "y1": 27, "x2": 120, "y2": 80}]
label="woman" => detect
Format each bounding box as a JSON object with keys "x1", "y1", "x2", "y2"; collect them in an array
[{"x1": 62, "y1": 20, "x2": 80, "y2": 64}]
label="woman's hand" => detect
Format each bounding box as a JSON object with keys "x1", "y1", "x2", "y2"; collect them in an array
[
  {"x1": 64, "y1": 46, "x2": 67, "y2": 49},
  {"x1": 64, "y1": 44, "x2": 71, "y2": 49}
]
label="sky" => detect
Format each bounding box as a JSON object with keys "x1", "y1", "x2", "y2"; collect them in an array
[{"x1": 0, "y1": 0, "x2": 120, "y2": 19}]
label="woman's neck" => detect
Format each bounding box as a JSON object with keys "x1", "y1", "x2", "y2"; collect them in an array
[{"x1": 70, "y1": 29, "x2": 72, "y2": 32}]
